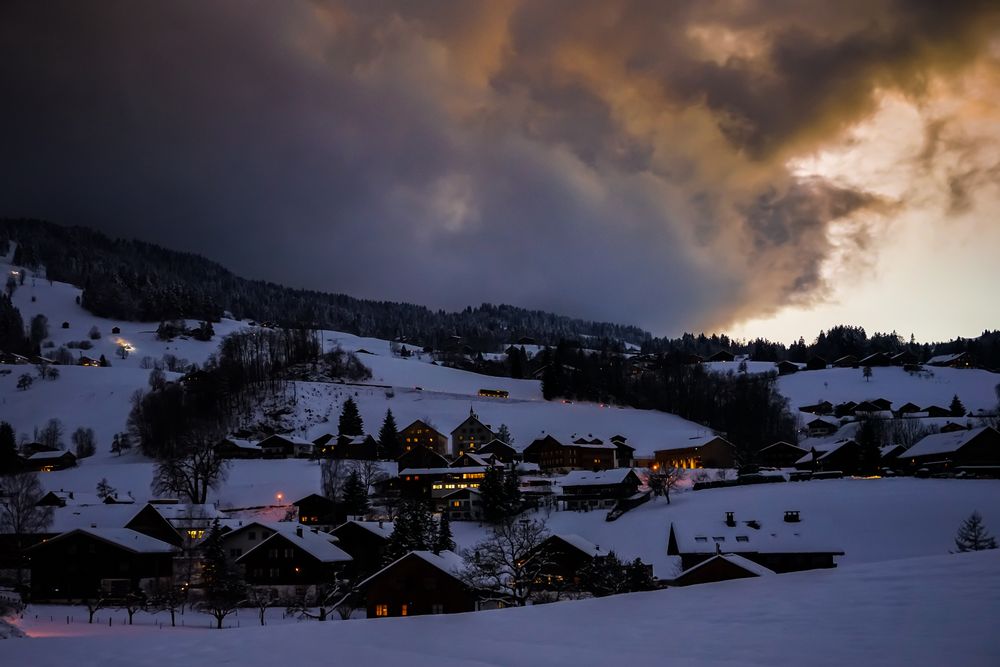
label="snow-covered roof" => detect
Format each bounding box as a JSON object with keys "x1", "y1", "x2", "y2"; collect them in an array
[
  {"x1": 654, "y1": 435, "x2": 728, "y2": 453},
  {"x1": 559, "y1": 468, "x2": 636, "y2": 487},
  {"x1": 550, "y1": 533, "x2": 603, "y2": 558},
  {"x1": 49, "y1": 503, "x2": 148, "y2": 533},
  {"x1": 759, "y1": 441, "x2": 805, "y2": 454},
  {"x1": 42, "y1": 490, "x2": 104, "y2": 506},
  {"x1": 400, "y1": 465, "x2": 488, "y2": 475},
  {"x1": 36, "y1": 527, "x2": 177, "y2": 554},
  {"x1": 906, "y1": 427, "x2": 992, "y2": 458},
  {"x1": 337, "y1": 519, "x2": 394, "y2": 540},
  {"x1": 461, "y1": 453, "x2": 491, "y2": 466},
  {"x1": 259, "y1": 434, "x2": 314, "y2": 447},
  {"x1": 676, "y1": 553, "x2": 776, "y2": 581},
  {"x1": 27, "y1": 450, "x2": 75, "y2": 460},
  {"x1": 356, "y1": 550, "x2": 466, "y2": 590},
  {"x1": 669, "y1": 519, "x2": 843, "y2": 555},
  {"x1": 238, "y1": 524, "x2": 352, "y2": 563},
  {"x1": 927, "y1": 353, "x2": 965, "y2": 365},
  {"x1": 153, "y1": 503, "x2": 225, "y2": 521},
  {"x1": 225, "y1": 438, "x2": 260, "y2": 450}
]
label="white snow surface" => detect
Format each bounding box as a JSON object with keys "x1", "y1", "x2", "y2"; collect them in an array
[{"x1": 9, "y1": 551, "x2": 1000, "y2": 666}]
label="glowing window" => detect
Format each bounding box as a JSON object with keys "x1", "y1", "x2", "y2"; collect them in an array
[{"x1": 375, "y1": 604, "x2": 388, "y2": 617}]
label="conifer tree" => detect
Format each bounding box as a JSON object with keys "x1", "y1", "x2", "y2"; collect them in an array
[
  {"x1": 377, "y1": 409, "x2": 401, "y2": 459},
  {"x1": 383, "y1": 501, "x2": 435, "y2": 563},
  {"x1": 341, "y1": 469, "x2": 369, "y2": 516},
  {"x1": 495, "y1": 424, "x2": 513, "y2": 446},
  {"x1": 198, "y1": 519, "x2": 245, "y2": 628},
  {"x1": 954, "y1": 511, "x2": 998, "y2": 552},
  {"x1": 338, "y1": 397, "x2": 364, "y2": 436},
  {"x1": 0, "y1": 421, "x2": 19, "y2": 474},
  {"x1": 434, "y1": 514, "x2": 455, "y2": 554},
  {"x1": 949, "y1": 394, "x2": 967, "y2": 417}
]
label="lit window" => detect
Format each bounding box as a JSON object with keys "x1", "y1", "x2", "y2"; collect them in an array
[
  {"x1": 375, "y1": 604, "x2": 388, "y2": 617},
  {"x1": 401, "y1": 604, "x2": 408, "y2": 616}
]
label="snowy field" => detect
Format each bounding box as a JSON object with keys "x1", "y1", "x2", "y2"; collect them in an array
[{"x1": 7, "y1": 550, "x2": 1000, "y2": 666}]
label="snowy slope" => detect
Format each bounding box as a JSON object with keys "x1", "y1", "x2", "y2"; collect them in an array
[{"x1": 9, "y1": 550, "x2": 1000, "y2": 666}]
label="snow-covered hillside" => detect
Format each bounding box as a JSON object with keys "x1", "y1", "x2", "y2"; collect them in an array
[{"x1": 10, "y1": 550, "x2": 1000, "y2": 666}]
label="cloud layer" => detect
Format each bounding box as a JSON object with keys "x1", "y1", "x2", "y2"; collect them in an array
[{"x1": 1, "y1": 0, "x2": 997, "y2": 333}]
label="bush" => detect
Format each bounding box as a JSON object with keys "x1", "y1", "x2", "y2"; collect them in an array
[
  {"x1": 88, "y1": 326, "x2": 102, "y2": 340},
  {"x1": 66, "y1": 340, "x2": 93, "y2": 350}
]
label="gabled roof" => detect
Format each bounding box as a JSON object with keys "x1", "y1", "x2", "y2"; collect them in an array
[
  {"x1": 32, "y1": 527, "x2": 177, "y2": 554},
  {"x1": 794, "y1": 440, "x2": 856, "y2": 465},
  {"x1": 805, "y1": 417, "x2": 838, "y2": 428},
  {"x1": 237, "y1": 524, "x2": 352, "y2": 564},
  {"x1": 654, "y1": 435, "x2": 732, "y2": 454},
  {"x1": 669, "y1": 520, "x2": 843, "y2": 555},
  {"x1": 259, "y1": 434, "x2": 314, "y2": 447},
  {"x1": 334, "y1": 519, "x2": 394, "y2": 540},
  {"x1": 400, "y1": 465, "x2": 490, "y2": 476},
  {"x1": 49, "y1": 503, "x2": 149, "y2": 533},
  {"x1": 676, "y1": 553, "x2": 776, "y2": 580},
  {"x1": 547, "y1": 533, "x2": 602, "y2": 558},
  {"x1": 927, "y1": 352, "x2": 966, "y2": 365},
  {"x1": 27, "y1": 450, "x2": 76, "y2": 460},
  {"x1": 559, "y1": 468, "x2": 637, "y2": 487},
  {"x1": 356, "y1": 550, "x2": 466, "y2": 590},
  {"x1": 906, "y1": 427, "x2": 994, "y2": 458},
  {"x1": 759, "y1": 441, "x2": 806, "y2": 454}
]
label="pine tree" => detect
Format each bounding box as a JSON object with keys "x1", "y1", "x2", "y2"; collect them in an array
[
  {"x1": 341, "y1": 470, "x2": 369, "y2": 516},
  {"x1": 434, "y1": 514, "x2": 455, "y2": 554},
  {"x1": 377, "y1": 409, "x2": 401, "y2": 459},
  {"x1": 0, "y1": 421, "x2": 19, "y2": 474},
  {"x1": 96, "y1": 477, "x2": 116, "y2": 501},
  {"x1": 949, "y1": 394, "x2": 967, "y2": 418},
  {"x1": 383, "y1": 501, "x2": 435, "y2": 563},
  {"x1": 495, "y1": 423, "x2": 513, "y2": 446},
  {"x1": 338, "y1": 397, "x2": 364, "y2": 436},
  {"x1": 479, "y1": 466, "x2": 508, "y2": 523},
  {"x1": 954, "y1": 511, "x2": 998, "y2": 552}
]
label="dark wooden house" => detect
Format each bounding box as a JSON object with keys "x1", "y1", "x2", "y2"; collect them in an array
[
  {"x1": 358, "y1": 550, "x2": 479, "y2": 618},
  {"x1": 775, "y1": 360, "x2": 799, "y2": 375},
  {"x1": 476, "y1": 439, "x2": 518, "y2": 463},
  {"x1": 332, "y1": 434, "x2": 380, "y2": 460},
  {"x1": 396, "y1": 445, "x2": 449, "y2": 470},
  {"x1": 522, "y1": 434, "x2": 617, "y2": 472},
  {"x1": 859, "y1": 352, "x2": 891, "y2": 367},
  {"x1": 558, "y1": 468, "x2": 641, "y2": 510},
  {"x1": 654, "y1": 436, "x2": 737, "y2": 469},
  {"x1": 756, "y1": 441, "x2": 808, "y2": 468},
  {"x1": 794, "y1": 440, "x2": 861, "y2": 474},
  {"x1": 399, "y1": 420, "x2": 449, "y2": 455},
  {"x1": 805, "y1": 418, "x2": 839, "y2": 438},
  {"x1": 293, "y1": 494, "x2": 343, "y2": 528},
  {"x1": 533, "y1": 534, "x2": 603, "y2": 590},
  {"x1": 25, "y1": 450, "x2": 77, "y2": 472},
  {"x1": 28, "y1": 528, "x2": 177, "y2": 600},
  {"x1": 904, "y1": 427, "x2": 1000, "y2": 472},
  {"x1": 329, "y1": 520, "x2": 393, "y2": 578},
  {"x1": 216, "y1": 438, "x2": 263, "y2": 459},
  {"x1": 833, "y1": 355, "x2": 859, "y2": 368},
  {"x1": 236, "y1": 525, "x2": 352, "y2": 595},
  {"x1": 440, "y1": 487, "x2": 484, "y2": 521},
  {"x1": 671, "y1": 553, "x2": 775, "y2": 587},
  {"x1": 890, "y1": 351, "x2": 918, "y2": 366},
  {"x1": 707, "y1": 350, "x2": 735, "y2": 362},
  {"x1": 805, "y1": 356, "x2": 828, "y2": 371},
  {"x1": 450, "y1": 409, "x2": 495, "y2": 455}
]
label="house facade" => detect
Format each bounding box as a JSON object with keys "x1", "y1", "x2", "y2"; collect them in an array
[
  {"x1": 359, "y1": 551, "x2": 479, "y2": 618},
  {"x1": 399, "y1": 420, "x2": 449, "y2": 455},
  {"x1": 558, "y1": 468, "x2": 641, "y2": 511},
  {"x1": 522, "y1": 435, "x2": 617, "y2": 472},
  {"x1": 450, "y1": 410, "x2": 494, "y2": 455},
  {"x1": 654, "y1": 436, "x2": 737, "y2": 469}
]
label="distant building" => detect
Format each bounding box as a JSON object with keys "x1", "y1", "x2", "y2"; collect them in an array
[
  {"x1": 775, "y1": 360, "x2": 799, "y2": 375},
  {"x1": 236, "y1": 524, "x2": 352, "y2": 599},
  {"x1": 654, "y1": 436, "x2": 736, "y2": 469},
  {"x1": 330, "y1": 520, "x2": 393, "y2": 579},
  {"x1": 858, "y1": 352, "x2": 891, "y2": 367},
  {"x1": 399, "y1": 420, "x2": 448, "y2": 455},
  {"x1": 476, "y1": 438, "x2": 518, "y2": 463},
  {"x1": 756, "y1": 441, "x2": 808, "y2": 468},
  {"x1": 904, "y1": 426, "x2": 1000, "y2": 473},
  {"x1": 216, "y1": 438, "x2": 262, "y2": 459},
  {"x1": 832, "y1": 355, "x2": 858, "y2": 368},
  {"x1": 293, "y1": 494, "x2": 342, "y2": 528},
  {"x1": 440, "y1": 487, "x2": 484, "y2": 521},
  {"x1": 26, "y1": 450, "x2": 77, "y2": 472},
  {"x1": 805, "y1": 417, "x2": 839, "y2": 438},
  {"x1": 357, "y1": 550, "x2": 482, "y2": 618},
  {"x1": 926, "y1": 352, "x2": 972, "y2": 368},
  {"x1": 522, "y1": 434, "x2": 617, "y2": 473},
  {"x1": 670, "y1": 553, "x2": 775, "y2": 587},
  {"x1": 707, "y1": 350, "x2": 735, "y2": 362},
  {"x1": 257, "y1": 434, "x2": 314, "y2": 459},
  {"x1": 450, "y1": 408, "x2": 495, "y2": 455},
  {"x1": 558, "y1": 468, "x2": 641, "y2": 511},
  {"x1": 805, "y1": 356, "x2": 828, "y2": 371},
  {"x1": 794, "y1": 440, "x2": 862, "y2": 475}
]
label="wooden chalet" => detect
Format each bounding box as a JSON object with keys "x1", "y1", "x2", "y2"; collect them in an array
[
  {"x1": 859, "y1": 352, "x2": 891, "y2": 367},
  {"x1": 895, "y1": 402, "x2": 922, "y2": 416},
  {"x1": 939, "y1": 421, "x2": 969, "y2": 434},
  {"x1": 654, "y1": 436, "x2": 737, "y2": 469},
  {"x1": 258, "y1": 434, "x2": 315, "y2": 459},
  {"x1": 890, "y1": 350, "x2": 918, "y2": 366},
  {"x1": 832, "y1": 355, "x2": 859, "y2": 368},
  {"x1": 871, "y1": 398, "x2": 893, "y2": 411},
  {"x1": 879, "y1": 444, "x2": 906, "y2": 465},
  {"x1": 332, "y1": 434, "x2": 380, "y2": 460},
  {"x1": 450, "y1": 408, "x2": 495, "y2": 455},
  {"x1": 329, "y1": 520, "x2": 393, "y2": 578},
  {"x1": 805, "y1": 417, "x2": 839, "y2": 438},
  {"x1": 805, "y1": 356, "x2": 828, "y2": 371},
  {"x1": 707, "y1": 350, "x2": 735, "y2": 362},
  {"x1": 671, "y1": 553, "x2": 775, "y2": 587},
  {"x1": 558, "y1": 468, "x2": 641, "y2": 511},
  {"x1": 775, "y1": 360, "x2": 799, "y2": 375},
  {"x1": 399, "y1": 420, "x2": 449, "y2": 455},
  {"x1": 398, "y1": 465, "x2": 490, "y2": 500},
  {"x1": 28, "y1": 528, "x2": 177, "y2": 600},
  {"x1": 313, "y1": 433, "x2": 336, "y2": 456},
  {"x1": 293, "y1": 494, "x2": 343, "y2": 528},
  {"x1": 26, "y1": 450, "x2": 77, "y2": 472},
  {"x1": 476, "y1": 438, "x2": 518, "y2": 463},
  {"x1": 923, "y1": 405, "x2": 952, "y2": 418},
  {"x1": 236, "y1": 524, "x2": 352, "y2": 596},
  {"x1": 667, "y1": 511, "x2": 843, "y2": 573},
  {"x1": 926, "y1": 352, "x2": 972, "y2": 369},
  {"x1": 609, "y1": 434, "x2": 636, "y2": 468},
  {"x1": 216, "y1": 438, "x2": 262, "y2": 459},
  {"x1": 522, "y1": 434, "x2": 617, "y2": 473},
  {"x1": 798, "y1": 400, "x2": 834, "y2": 415},
  {"x1": 396, "y1": 445, "x2": 449, "y2": 470},
  {"x1": 756, "y1": 441, "x2": 808, "y2": 468},
  {"x1": 904, "y1": 427, "x2": 1000, "y2": 473},
  {"x1": 357, "y1": 550, "x2": 481, "y2": 618},
  {"x1": 794, "y1": 440, "x2": 862, "y2": 475},
  {"x1": 450, "y1": 451, "x2": 493, "y2": 468},
  {"x1": 440, "y1": 487, "x2": 484, "y2": 521},
  {"x1": 533, "y1": 534, "x2": 604, "y2": 590}
]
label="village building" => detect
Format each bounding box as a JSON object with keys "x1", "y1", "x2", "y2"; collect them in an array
[
  {"x1": 329, "y1": 520, "x2": 392, "y2": 579},
  {"x1": 895, "y1": 402, "x2": 922, "y2": 416},
  {"x1": 858, "y1": 352, "x2": 891, "y2": 367},
  {"x1": 293, "y1": 494, "x2": 343, "y2": 528},
  {"x1": 533, "y1": 534, "x2": 604, "y2": 590},
  {"x1": 707, "y1": 350, "x2": 735, "y2": 362},
  {"x1": 396, "y1": 446, "x2": 449, "y2": 469},
  {"x1": 28, "y1": 528, "x2": 177, "y2": 601},
  {"x1": 756, "y1": 441, "x2": 809, "y2": 468},
  {"x1": 216, "y1": 438, "x2": 263, "y2": 459},
  {"x1": 398, "y1": 465, "x2": 490, "y2": 500},
  {"x1": 939, "y1": 421, "x2": 969, "y2": 434},
  {"x1": 522, "y1": 434, "x2": 617, "y2": 473},
  {"x1": 922, "y1": 405, "x2": 952, "y2": 418},
  {"x1": 794, "y1": 440, "x2": 862, "y2": 475},
  {"x1": 439, "y1": 487, "x2": 484, "y2": 521},
  {"x1": 805, "y1": 356, "x2": 828, "y2": 371},
  {"x1": 558, "y1": 468, "x2": 641, "y2": 511},
  {"x1": 26, "y1": 450, "x2": 77, "y2": 472},
  {"x1": 890, "y1": 351, "x2": 919, "y2": 366},
  {"x1": 609, "y1": 434, "x2": 636, "y2": 468},
  {"x1": 832, "y1": 355, "x2": 859, "y2": 368},
  {"x1": 798, "y1": 400, "x2": 834, "y2": 415},
  {"x1": 775, "y1": 360, "x2": 799, "y2": 375},
  {"x1": 805, "y1": 417, "x2": 839, "y2": 438},
  {"x1": 926, "y1": 352, "x2": 973, "y2": 368},
  {"x1": 670, "y1": 553, "x2": 776, "y2": 587},
  {"x1": 399, "y1": 420, "x2": 449, "y2": 455},
  {"x1": 904, "y1": 427, "x2": 1000, "y2": 473},
  {"x1": 331, "y1": 434, "x2": 381, "y2": 460},
  {"x1": 236, "y1": 524, "x2": 352, "y2": 599},
  {"x1": 450, "y1": 409, "x2": 495, "y2": 455},
  {"x1": 357, "y1": 550, "x2": 482, "y2": 618},
  {"x1": 653, "y1": 436, "x2": 737, "y2": 469},
  {"x1": 476, "y1": 438, "x2": 518, "y2": 463},
  {"x1": 257, "y1": 434, "x2": 315, "y2": 459},
  {"x1": 667, "y1": 511, "x2": 844, "y2": 573},
  {"x1": 450, "y1": 451, "x2": 493, "y2": 468}
]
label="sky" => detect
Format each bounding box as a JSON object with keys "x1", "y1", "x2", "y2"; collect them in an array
[{"x1": 0, "y1": 1, "x2": 998, "y2": 344}]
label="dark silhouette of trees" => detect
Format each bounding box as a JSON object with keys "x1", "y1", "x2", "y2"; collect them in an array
[
  {"x1": 954, "y1": 511, "x2": 998, "y2": 552},
  {"x1": 377, "y1": 409, "x2": 401, "y2": 459},
  {"x1": 338, "y1": 397, "x2": 364, "y2": 437}
]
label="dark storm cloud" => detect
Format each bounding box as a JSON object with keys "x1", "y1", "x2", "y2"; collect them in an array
[{"x1": 0, "y1": 1, "x2": 997, "y2": 333}]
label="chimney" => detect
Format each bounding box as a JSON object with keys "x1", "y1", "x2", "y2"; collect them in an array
[
  {"x1": 725, "y1": 511, "x2": 736, "y2": 527},
  {"x1": 784, "y1": 510, "x2": 800, "y2": 523},
  {"x1": 295, "y1": 526, "x2": 303, "y2": 537}
]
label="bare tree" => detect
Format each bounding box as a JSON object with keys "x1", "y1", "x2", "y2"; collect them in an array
[
  {"x1": 286, "y1": 573, "x2": 353, "y2": 621},
  {"x1": 460, "y1": 518, "x2": 553, "y2": 607},
  {"x1": 647, "y1": 465, "x2": 686, "y2": 504},
  {"x1": 152, "y1": 430, "x2": 229, "y2": 504},
  {"x1": 72, "y1": 427, "x2": 97, "y2": 458},
  {"x1": 0, "y1": 472, "x2": 54, "y2": 535},
  {"x1": 245, "y1": 586, "x2": 278, "y2": 626},
  {"x1": 82, "y1": 595, "x2": 108, "y2": 624},
  {"x1": 320, "y1": 458, "x2": 351, "y2": 501},
  {"x1": 350, "y1": 459, "x2": 388, "y2": 495},
  {"x1": 146, "y1": 584, "x2": 187, "y2": 627},
  {"x1": 36, "y1": 418, "x2": 65, "y2": 450}
]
